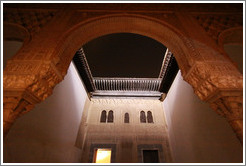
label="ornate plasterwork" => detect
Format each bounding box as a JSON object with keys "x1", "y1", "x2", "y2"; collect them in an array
[
  {"x1": 210, "y1": 96, "x2": 242, "y2": 120},
  {"x1": 194, "y1": 14, "x2": 242, "y2": 42},
  {"x1": 184, "y1": 60, "x2": 243, "y2": 143},
  {"x1": 210, "y1": 95, "x2": 243, "y2": 143},
  {"x1": 184, "y1": 61, "x2": 242, "y2": 101},
  {"x1": 4, "y1": 61, "x2": 63, "y2": 101},
  {"x1": 3, "y1": 60, "x2": 63, "y2": 137},
  {"x1": 3, "y1": 96, "x2": 34, "y2": 136},
  {"x1": 3, "y1": 9, "x2": 56, "y2": 36}
]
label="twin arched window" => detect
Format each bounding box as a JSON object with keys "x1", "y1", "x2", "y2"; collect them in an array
[
  {"x1": 140, "y1": 111, "x2": 153, "y2": 123},
  {"x1": 101, "y1": 110, "x2": 153, "y2": 123},
  {"x1": 100, "y1": 110, "x2": 114, "y2": 123}
]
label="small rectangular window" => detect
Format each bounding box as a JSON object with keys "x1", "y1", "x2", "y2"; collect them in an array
[
  {"x1": 143, "y1": 150, "x2": 159, "y2": 163},
  {"x1": 93, "y1": 148, "x2": 112, "y2": 163}
]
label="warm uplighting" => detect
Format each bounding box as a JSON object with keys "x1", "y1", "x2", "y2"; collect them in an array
[{"x1": 94, "y1": 149, "x2": 112, "y2": 163}]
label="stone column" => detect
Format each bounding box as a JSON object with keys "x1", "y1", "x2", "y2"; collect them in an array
[{"x1": 3, "y1": 60, "x2": 63, "y2": 138}]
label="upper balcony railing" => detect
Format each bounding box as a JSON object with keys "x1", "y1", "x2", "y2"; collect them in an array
[{"x1": 93, "y1": 77, "x2": 162, "y2": 92}]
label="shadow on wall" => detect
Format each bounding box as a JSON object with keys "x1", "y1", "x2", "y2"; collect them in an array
[
  {"x1": 3, "y1": 62, "x2": 88, "y2": 162},
  {"x1": 163, "y1": 71, "x2": 243, "y2": 163}
]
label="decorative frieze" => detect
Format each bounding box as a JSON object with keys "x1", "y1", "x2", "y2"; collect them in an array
[{"x1": 158, "y1": 49, "x2": 172, "y2": 78}]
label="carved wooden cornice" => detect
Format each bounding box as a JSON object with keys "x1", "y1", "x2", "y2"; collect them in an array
[
  {"x1": 73, "y1": 46, "x2": 178, "y2": 99},
  {"x1": 159, "y1": 49, "x2": 172, "y2": 78},
  {"x1": 73, "y1": 48, "x2": 96, "y2": 92}
]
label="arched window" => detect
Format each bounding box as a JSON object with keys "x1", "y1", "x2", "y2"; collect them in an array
[
  {"x1": 140, "y1": 111, "x2": 146, "y2": 123},
  {"x1": 124, "y1": 113, "x2": 129, "y2": 123},
  {"x1": 100, "y1": 110, "x2": 107, "y2": 123},
  {"x1": 147, "y1": 111, "x2": 153, "y2": 123},
  {"x1": 107, "y1": 110, "x2": 114, "y2": 123}
]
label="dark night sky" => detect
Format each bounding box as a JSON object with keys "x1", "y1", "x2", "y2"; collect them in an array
[{"x1": 83, "y1": 33, "x2": 167, "y2": 78}]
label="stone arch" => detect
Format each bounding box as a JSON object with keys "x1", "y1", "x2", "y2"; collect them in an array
[
  {"x1": 52, "y1": 14, "x2": 193, "y2": 77},
  {"x1": 3, "y1": 13, "x2": 243, "y2": 143},
  {"x1": 3, "y1": 23, "x2": 31, "y2": 69},
  {"x1": 3, "y1": 22, "x2": 30, "y2": 43},
  {"x1": 218, "y1": 27, "x2": 243, "y2": 73},
  {"x1": 218, "y1": 27, "x2": 243, "y2": 46},
  {"x1": 49, "y1": 14, "x2": 242, "y2": 143}
]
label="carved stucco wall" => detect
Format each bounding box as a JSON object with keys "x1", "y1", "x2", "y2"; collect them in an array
[
  {"x1": 77, "y1": 99, "x2": 172, "y2": 163},
  {"x1": 2, "y1": 4, "x2": 243, "y2": 163},
  {"x1": 163, "y1": 71, "x2": 243, "y2": 163},
  {"x1": 3, "y1": 62, "x2": 88, "y2": 163}
]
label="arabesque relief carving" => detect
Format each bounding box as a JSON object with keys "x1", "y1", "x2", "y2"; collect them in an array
[
  {"x1": 3, "y1": 9, "x2": 56, "y2": 36},
  {"x1": 3, "y1": 4, "x2": 243, "y2": 145},
  {"x1": 3, "y1": 60, "x2": 63, "y2": 137},
  {"x1": 3, "y1": 96, "x2": 34, "y2": 136},
  {"x1": 184, "y1": 60, "x2": 243, "y2": 143},
  {"x1": 210, "y1": 95, "x2": 243, "y2": 143},
  {"x1": 194, "y1": 14, "x2": 242, "y2": 42}
]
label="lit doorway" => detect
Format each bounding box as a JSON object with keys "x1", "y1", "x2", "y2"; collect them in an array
[{"x1": 93, "y1": 148, "x2": 112, "y2": 163}]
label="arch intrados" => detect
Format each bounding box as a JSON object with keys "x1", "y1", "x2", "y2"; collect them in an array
[
  {"x1": 54, "y1": 14, "x2": 191, "y2": 75},
  {"x1": 218, "y1": 27, "x2": 243, "y2": 47},
  {"x1": 3, "y1": 22, "x2": 30, "y2": 44}
]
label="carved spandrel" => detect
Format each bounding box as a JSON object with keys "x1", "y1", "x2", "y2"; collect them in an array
[
  {"x1": 184, "y1": 61, "x2": 242, "y2": 101},
  {"x1": 4, "y1": 9, "x2": 56, "y2": 36},
  {"x1": 193, "y1": 14, "x2": 243, "y2": 43},
  {"x1": 4, "y1": 60, "x2": 63, "y2": 101}
]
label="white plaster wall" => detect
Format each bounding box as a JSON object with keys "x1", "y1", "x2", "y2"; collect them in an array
[
  {"x1": 4, "y1": 63, "x2": 88, "y2": 163},
  {"x1": 80, "y1": 99, "x2": 172, "y2": 163},
  {"x1": 163, "y1": 71, "x2": 243, "y2": 163}
]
